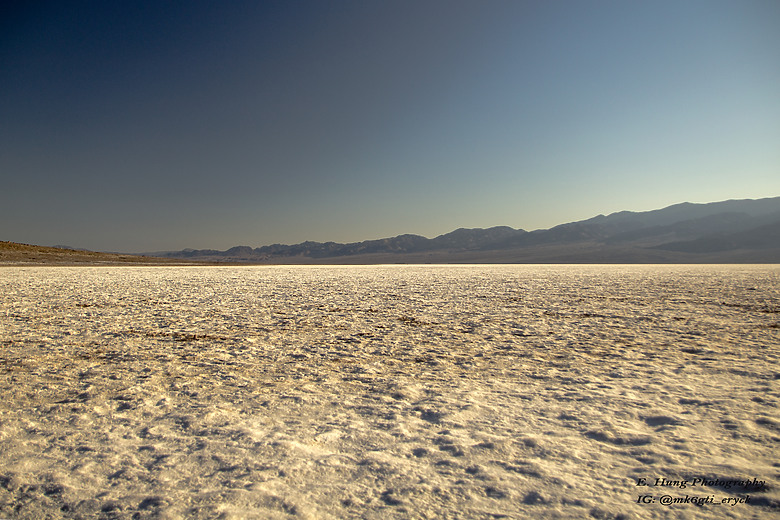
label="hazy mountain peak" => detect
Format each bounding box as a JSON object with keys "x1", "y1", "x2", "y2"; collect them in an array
[{"x1": 151, "y1": 197, "x2": 780, "y2": 263}]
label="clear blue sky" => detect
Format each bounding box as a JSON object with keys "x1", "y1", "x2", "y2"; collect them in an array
[{"x1": 2, "y1": 0, "x2": 778, "y2": 252}]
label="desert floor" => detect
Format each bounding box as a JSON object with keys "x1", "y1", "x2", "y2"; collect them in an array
[{"x1": 1, "y1": 265, "x2": 778, "y2": 519}]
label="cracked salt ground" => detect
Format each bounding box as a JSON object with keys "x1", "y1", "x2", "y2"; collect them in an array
[{"x1": 0, "y1": 265, "x2": 778, "y2": 519}]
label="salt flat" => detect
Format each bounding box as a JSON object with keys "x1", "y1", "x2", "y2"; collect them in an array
[{"x1": 0, "y1": 265, "x2": 778, "y2": 519}]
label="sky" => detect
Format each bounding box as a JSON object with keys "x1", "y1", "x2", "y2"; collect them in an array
[{"x1": 1, "y1": 0, "x2": 778, "y2": 252}]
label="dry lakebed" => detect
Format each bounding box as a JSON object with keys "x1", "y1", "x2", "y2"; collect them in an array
[{"x1": 1, "y1": 264, "x2": 778, "y2": 519}]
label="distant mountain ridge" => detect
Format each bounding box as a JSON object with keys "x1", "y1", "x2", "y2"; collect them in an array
[{"x1": 153, "y1": 197, "x2": 780, "y2": 263}]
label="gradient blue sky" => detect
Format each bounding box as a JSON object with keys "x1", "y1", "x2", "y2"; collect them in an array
[{"x1": 2, "y1": 0, "x2": 778, "y2": 252}]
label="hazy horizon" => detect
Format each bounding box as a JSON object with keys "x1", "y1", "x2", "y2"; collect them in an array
[
  {"x1": 15, "y1": 195, "x2": 779, "y2": 255},
  {"x1": 2, "y1": 1, "x2": 778, "y2": 253},
  {"x1": 139, "y1": 195, "x2": 778, "y2": 254}
]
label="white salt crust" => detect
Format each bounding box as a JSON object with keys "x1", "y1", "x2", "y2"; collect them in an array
[{"x1": 0, "y1": 265, "x2": 778, "y2": 519}]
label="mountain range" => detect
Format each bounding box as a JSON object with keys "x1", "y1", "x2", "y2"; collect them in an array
[{"x1": 152, "y1": 197, "x2": 780, "y2": 263}]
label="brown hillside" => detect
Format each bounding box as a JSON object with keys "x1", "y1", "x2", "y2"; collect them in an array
[{"x1": 0, "y1": 241, "x2": 198, "y2": 265}]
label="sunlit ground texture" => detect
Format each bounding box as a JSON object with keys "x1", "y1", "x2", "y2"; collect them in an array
[{"x1": 1, "y1": 265, "x2": 778, "y2": 519}]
